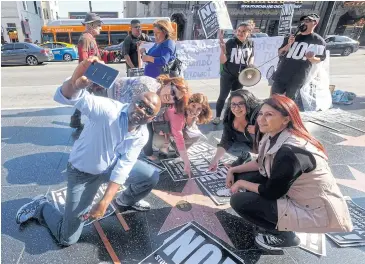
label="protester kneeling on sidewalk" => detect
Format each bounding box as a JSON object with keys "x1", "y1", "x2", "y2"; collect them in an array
[
  {"x1": 227, "y1": 94, "x2": 352, "y2": 251},
  {"x1": 208, "y1": 89, "x2": 261, "y2": 172},
  {"x1": 15, "y1": 57, "x2": 162, "y2": 246}
]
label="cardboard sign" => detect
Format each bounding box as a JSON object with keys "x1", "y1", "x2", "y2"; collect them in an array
[
  {"x1": 196, "y1": 175, "x2": 230, "y2": 205},
  {"x1": 326, "y1": 198, "x2": 365, "y2": 247},
  {"x1": 50, "y1": 183, "x2": 116, "y2": 226},
  {"x1": 297, "y1": 233, "x2": 326, "y2": 256},
  {"x1": 161, "y1": 155, "x2": 229, "y2": 182},
  {"x1": 139, "y1": 222, "x2": 244, "y2": 264},
  {"x1": 198, "y1": 1, "x2": 232, "y2": 39},
  {"x1": 278, "y1": 3, "x2": 295, "y2": 36}
]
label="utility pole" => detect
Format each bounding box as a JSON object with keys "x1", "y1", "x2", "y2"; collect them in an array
[
  {"x1": 89, "y1": 1, "x2": 92, "y2": 12},
  {"x1": 318, "y1": 1, "x2": 336, "y2": 37}
]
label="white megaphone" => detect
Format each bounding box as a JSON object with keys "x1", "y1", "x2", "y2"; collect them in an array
[
  {"x1": 238, "y1": 68, "x2": 261, "y2": 87},
  {"x1": 238, "y1": 67, "x2": 261, "y2": 87}
]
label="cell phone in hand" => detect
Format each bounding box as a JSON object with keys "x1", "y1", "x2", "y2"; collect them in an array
[{"x1": 84, "y1": 61, "x2": 119, "y2": 89}]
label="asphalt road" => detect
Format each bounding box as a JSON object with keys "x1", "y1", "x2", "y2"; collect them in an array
[{"x1": 1, "y1": 49, "x2": 365, "y2": 109}]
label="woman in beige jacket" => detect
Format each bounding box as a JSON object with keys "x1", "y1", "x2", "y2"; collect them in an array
[{"x1": 227, "y1": 94, "x2": 353, "y2": 251}]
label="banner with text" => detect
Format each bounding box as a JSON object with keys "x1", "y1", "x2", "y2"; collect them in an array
[
  {"x1": 278, "y1": 3, "x2": 295, "y2": 36},
  {"x1": 142, "y1": 36, "x2": 284, "y2": 81}
]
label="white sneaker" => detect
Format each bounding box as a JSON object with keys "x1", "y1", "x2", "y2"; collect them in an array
[
  {"x1": 115, "y1": 197, "x2": 151, "y2": 211},
  {"x1": 216, "y1": 188, "x2": 232, "y2": 197}
]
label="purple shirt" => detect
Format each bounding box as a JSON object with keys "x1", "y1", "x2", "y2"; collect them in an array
[{"x1": 144, "y1": 39, "x2": 176, "y2": 78}]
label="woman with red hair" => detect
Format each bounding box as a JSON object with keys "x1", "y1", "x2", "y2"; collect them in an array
[{"x1": 227, "y1": 94, "x2": 352, "y2": 251}]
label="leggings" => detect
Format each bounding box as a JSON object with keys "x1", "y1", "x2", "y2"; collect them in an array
[
  {"x1": 230, "y1": 171, "x2": 278, "y2": 231},
  {"x1": 216, "y1": 73, "x2": 243, "y2": 118}
]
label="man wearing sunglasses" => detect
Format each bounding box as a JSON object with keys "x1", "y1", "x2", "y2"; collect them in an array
[
  {"x1": 123, "y1": 19, "x2": 152, "y2": 75},
  {"x1": 272, "y1": 13, "x2": 326, "y2": 110},
  {"x1": 15, "y1": 57, "x2": 162, "y2": 246}
]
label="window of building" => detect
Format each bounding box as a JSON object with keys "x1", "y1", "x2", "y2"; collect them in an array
[
  {"x1": 110, "y1": 31, "x2": 128, "y2": 45},
  {"x1": 43, "y1": 8, "x2": 49, "y2": 19},
  {"x1": 38, "y1": 7, "x2": 42, "y2": 17},
  {"x1": 56, "y1": 32, "x2": 70, "y2": 43},
  {"x1": 34, "y1": 2, "x2": 38, "y2": 14},
  {"x1": 7, "y1": 23, "x2": 17, "y2": 29},
  {"x1": 95, "y1": 32, "x2": 109, "y2": 46},
  {"x1": 71, "y1": 32, "x2": 82, "y2": 45},
  {"x1": 22, "y1": 1, "x2": 27, "y2": 10}
]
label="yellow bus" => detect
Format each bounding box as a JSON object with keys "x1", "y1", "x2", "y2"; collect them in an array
[{"x1": 41, "y1": 17, "x2": 177, "y2": 48}]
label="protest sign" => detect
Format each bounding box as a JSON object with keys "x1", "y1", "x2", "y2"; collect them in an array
[
  {"x1": 161, "y1": 155, "x2": 228, "y2": 182},
  {"x1": 326, "y1": 197, "x2": 365, "y2": 247},
  {"x1": 187, "y1": 141, "x2": 236, "y2": 164},
  {"x1": 297, "y1": 233, "x2": 326, "y2": 256},
  {"x1": 278, "y1": 3, "x2": 295, "y2": 36},
  {"x1": 139, "y1": 222, "x2": 244, "y2": 264},
  {"x1": 198, "y1": 1, "x2": 232, "y2": 39},
  {"x1": 50, "y1": 183, "x2": 116, "y2": 226},
  {"x1": 196, "y1": 174, "x2": 230, "y2": 205}
]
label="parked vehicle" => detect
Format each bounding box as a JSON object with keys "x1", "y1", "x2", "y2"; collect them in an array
[
  {"x1": 103, "y1": 42, "x2": 125, "y2": 63},
  {"x1": 40, "y1": 42, "x2": 78, "y2": 61},
  {"x1": 325, "y1": 35, "x2": 359, "y2": 56},
  {"x1": 1, "y1": 42, "x2": 53, "y2": 66}
]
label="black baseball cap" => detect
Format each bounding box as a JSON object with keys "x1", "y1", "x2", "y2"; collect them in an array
[
  {"x1": 82, "y1": 13, "x2": 103, "y2": 25},
  {"x1": 300, "y1": 13, "x2": 320, "y2": 22}
]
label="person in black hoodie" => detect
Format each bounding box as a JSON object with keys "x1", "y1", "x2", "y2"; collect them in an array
[
  {"x1": 208, "y1": 89, "x2": 261, "y2": 171},
  {"x1": 213, "y1": 22, "x2": 255, "y2": 125}
]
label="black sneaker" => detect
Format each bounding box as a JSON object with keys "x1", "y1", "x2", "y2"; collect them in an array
[
  {"x1": 70, "y1": 116, "x2": 83, "y2": 129},
  {"x1": 255, "y1": 232, "x2": 301, "y2": 251},
  {"x1": 15, "y1": 195, "x2": 48, "y2": 224}
]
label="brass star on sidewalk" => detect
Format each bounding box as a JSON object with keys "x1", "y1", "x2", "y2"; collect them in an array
[
  {"x1": 152, "y1": 180, "x2": 233, "y2": 246},
  {"x1": 331, "y1": 132, "x2": 365, "y2": 147},
  {"x1": 336, "y1": 166, "x2": 365, "y2": 193}
]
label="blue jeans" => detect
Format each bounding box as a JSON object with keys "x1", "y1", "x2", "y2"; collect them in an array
[{"x1": 38, "y1": 160, "x2": 159, "y2": 246}]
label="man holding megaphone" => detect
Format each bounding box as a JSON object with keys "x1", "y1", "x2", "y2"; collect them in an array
[
  {"x1": 213, "y1": 22, "x2": 255, "y2": 125},
  {"x1": 271, "y1": 13, "x2": 327, "y2": 110}
]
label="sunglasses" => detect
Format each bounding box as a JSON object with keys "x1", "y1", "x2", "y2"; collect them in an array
[
  {"x1": 302, "y1": 18, "x2": 314, "y2": 23},
  {"x1": 133, "y1": 25, "x2": 141, "y2": 29},
  {"x1": 230, "y1": 101, "x2": 246, "y2": 109},
  {"x1": 135, "y1": 100, "x2": 154, "y2": 116}
]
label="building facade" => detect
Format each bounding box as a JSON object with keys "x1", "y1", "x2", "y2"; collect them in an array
[
  {"x1": 57, "y1": 1, "x2": 124, "y2": 19},
  {"x1": 123, "y1": 1, "x2": 365, "y2": 41},
  {"x1": 1, "y1": 1, "x2": 44, "y2": 43}
]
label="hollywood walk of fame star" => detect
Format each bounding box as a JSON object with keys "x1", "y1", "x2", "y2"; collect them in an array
[
  {"x1": 331, "y1": 132, "x2": 365, "y2": 147},
  {"x1": 336, "y1": 166, "x2": 365, "y2": 193},
  {"x1": 152, "y1": 180, "x2": 234, "y2": 246}
]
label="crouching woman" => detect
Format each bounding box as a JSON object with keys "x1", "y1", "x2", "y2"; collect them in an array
[{"x1": 227, "y1": 94, "x2": 353, "y2": 251}]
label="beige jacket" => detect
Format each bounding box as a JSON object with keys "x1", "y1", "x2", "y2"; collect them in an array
[{"x1": 257, "y1": 129, "x2": 353, "y2": 233}]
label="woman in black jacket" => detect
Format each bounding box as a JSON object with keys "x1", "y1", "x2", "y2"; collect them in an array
[{"x1": 208, "y1": 89, "x2": 261, "y2": 171}]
